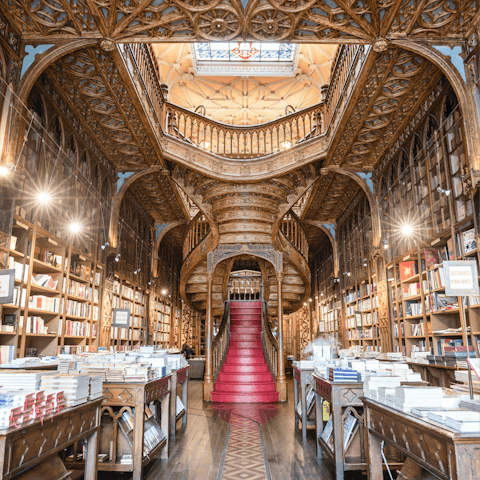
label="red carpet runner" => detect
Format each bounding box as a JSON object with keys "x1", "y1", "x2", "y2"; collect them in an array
[{"x1": 212, "y1": 301, "x2": 279, "y2": 403}]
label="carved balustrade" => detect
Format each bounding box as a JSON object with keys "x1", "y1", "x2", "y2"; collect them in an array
[
  {"x1": 230, "y1": 275, "x2": 261, "y2": 300},
  {"x1": 119, "y1": 43, "x2": 166, "y2": 136},
  {"x1": 261, "y1": 300, "x2": 278, "y2": 380},
  {"x1": 213, "y1": 301, "x2": 230, "y2": 380},
  {"x1": 280, "y1": 210, "x2": 308, "y2": 261},
  {"x1": 323, "y1": 45, "x2": 366, "y2": 134},
  {"x1": 164, "y1": 102, "x2": 324, "y2": 159},
  {"x1": 183, "y1": 212, "x2": 211, "y2": 259}
]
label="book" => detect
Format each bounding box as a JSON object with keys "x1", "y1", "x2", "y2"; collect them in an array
[
  {"x1": 446, "y1": 238, "x2": 455, "y2": 260},
  {"x1": 399, "y1": 261, "x2": 418, "y2": 282},
  {"x1": 343, "y1": 412, "x2": 357, "y2": 450},
  {"x1": 423, "y1": 249, "x2": 438, "y2": 269},
  {"x1": 461, "y1": 228, "x2": 476, "y2": 255}
]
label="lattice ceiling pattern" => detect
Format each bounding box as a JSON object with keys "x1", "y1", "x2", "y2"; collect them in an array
[
  {"x1": 3, "y1": 0, "x2": 478, "y2": 42},
  {"x1": 151, "y1": 43, "x2": 336, "y2": 125}
]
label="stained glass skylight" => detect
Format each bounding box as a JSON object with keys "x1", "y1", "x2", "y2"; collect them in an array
[
  {"x1": 193, "y1": 42, "x2": 298, "y2": 76},
  {"x1": 195, "y1": 43, "x2": 295, "y2": 62}
]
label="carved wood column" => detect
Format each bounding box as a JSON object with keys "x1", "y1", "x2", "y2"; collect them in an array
[
  {"x1": 203, "y1": 271, "x2": 214, "y2": 401},
  {"x1": 276, "y1": 272, "x2": 287, "y2": 402}
]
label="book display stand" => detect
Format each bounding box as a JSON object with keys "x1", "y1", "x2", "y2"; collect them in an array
[{"x1": 293, "y1": 365, "x2": 316, "y2": 438}]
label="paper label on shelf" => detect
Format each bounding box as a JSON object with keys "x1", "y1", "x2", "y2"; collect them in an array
[{"x1": 112, "y1": 308, "x2": 131, "y2": 327}]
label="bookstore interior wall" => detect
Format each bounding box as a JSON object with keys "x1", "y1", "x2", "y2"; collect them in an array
[
  {"x1": 0, "y1": 79, "x2": 183, "y2": 359},
  {"x1": 312, "y1": 81, "x2": 480, "y2": 359}
]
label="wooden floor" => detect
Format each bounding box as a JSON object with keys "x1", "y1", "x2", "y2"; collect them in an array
[{"x1": 100, "y1": 377, "x2": 367, "y2": 480}]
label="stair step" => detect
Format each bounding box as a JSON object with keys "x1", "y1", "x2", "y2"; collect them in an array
[
  {"x1": 225, "y1": 356, "x2": 267, "y2": 365},
  {"x1": 230, "y1": 320, "x2": 261, "y2": 327},
  {"x1": 230, "y1": 333, "x2": 261, "y2": 342},
  {"x1": 227, "y1": 348, "x2": 263, "y2": 357},
  {"x1": 231, "y1": 327, "x2": 261, "y2": 334},
  {"x1": 221, "y1": 364, "x2": 270, "y2": 374},
  {"x1": 217, "y1": 372, "x2": 273, "y2": 383},
  {"x1": 229, "y1": 341, "x2": 262, "y2": 349},
  {"x1": 214, "y1": 382, "x2": 276, "y2": 393},
  {"x1": 211, "y1": 391, "x2": 279, "y2": 403}
]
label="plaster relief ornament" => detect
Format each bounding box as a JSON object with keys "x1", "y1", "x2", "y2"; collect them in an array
[{"x1": 372, "y1": 38, "x2": 389, "y2": 53}]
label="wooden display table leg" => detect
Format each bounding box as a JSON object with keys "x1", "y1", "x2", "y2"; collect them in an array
[
  {"x1": 170, "y1": 371, "x2": 177, "y2": 439},
  {"x1": 366, "y1": 421, "x2": 383, "y2": 480},
  {"x1": 133, "y1": 400, "x2": 145, "y2": 480},
  {"x1": 331, "y1": 397, "x2": 343, "y2": 480},
  {"x1": 301, "y1": 381, "x2": 307, "y2": 438},
  {"x1": 84, "y1": 429, "x2": 99, "y2": 480},
  {"x1": 314, "y1": 391, "x2": 323, "y2": 460},
  {"x1": 182, "y1": 379, "x2": 188, "y2": 429},
  {"x1": 294, "y1": 377, "x2": 299, "y2": 430},
  {"x1": 160, "y1": 394, "x2": 170, "y2": 459}
]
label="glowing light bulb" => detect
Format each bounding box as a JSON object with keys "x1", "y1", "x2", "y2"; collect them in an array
[
  {"x1": 402, "y1": 224, "x2": 413, "y2": 236},
  {"x1": 70, "y1": 222, "x2": 81, "y2": 233},
  {"x1": 0, "y1": 166, "x2": 9, "y2": 176},
  {"x1": 162, "y1": 289, "x2": 167, "y2": 295},
  {"x1": 281, "y1": 141, "x2": 292, "y2": 149},
  {"x1": 37, "y1": 192, "x2": 51, "y2": 204}
]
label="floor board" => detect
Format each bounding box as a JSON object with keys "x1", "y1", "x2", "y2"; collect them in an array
[{"x1": 99, "y1": 377, "x2": 367, "y2": 480}]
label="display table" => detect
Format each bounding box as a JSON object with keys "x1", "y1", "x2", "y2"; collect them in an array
[
  {"x1": 407, "y1": 362, "x2": 463, "y2": 388},
  {"x1": 293, "y1": 365, "x2": 315, "y2": 438},
  {"x1": 95, "y1": 376, "x2": 171, "y2": 480},
  {"x1": 170, "y1": 366, "x2": 188, "y2": 439},
  {"x1": 0, "y1": 398, "x2": 102, "y2": 480},
  {"x1": 313, "y1": 374, "x2": 366, "y2": 480},
  {"x1": 364, "y1": 397, "x2": 480, "y2": 480}
]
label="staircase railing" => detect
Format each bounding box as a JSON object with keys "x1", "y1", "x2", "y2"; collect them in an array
[
  {"x1": 165, "y1": 102, "x2": 324, "y2": 159},
  {"x1": 213, "y1": 300, "x2": 230, "y2": 381},
  {"x1": 261, "y1": 299, "x2": 278, "y2": 381},
  {"x1": 183, "y1": 211, "x2": 211, "y2": 259},
  {"x1": 280, "y1": 209, "x2": 308, "y2": 261}
]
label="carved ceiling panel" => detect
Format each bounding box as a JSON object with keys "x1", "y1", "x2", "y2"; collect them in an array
[
  {"x1": 304, "y1": 172, "x2": 360, "y2": 222},
  {"x1": 304, "y1": 224, "x2": 327, "y2": 257},
  {"x1": 328, "y1": 47, "x2": 441, "y2": 169},
  {"x1": 46, "y1": 47, "x2": 159, "y2": 169},
  {"x1": 151, "y1": 43, "x2": 336, "y2": 125},
  {"x1": 2, "y1": 0, "x2": 477, "y2": 42}
]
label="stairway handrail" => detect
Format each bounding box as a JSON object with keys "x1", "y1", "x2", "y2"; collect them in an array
[
  {"x1": 213, "y1": 299, "x2": 230, "y2": 381},
  {"x1": 261, "y1": 299, "x2": 279, "y2": 381}
]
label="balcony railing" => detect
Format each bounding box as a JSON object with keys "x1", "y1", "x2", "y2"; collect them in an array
[
  {"x1": 183, "y1": 211, "x2": 211, "y2": 259},
  {"x1": 122, "y1": 44, "x2": 368, "y2": 160},
  {"x1": 165, "y1": 102, "x2": 323, "y2": 159},
  {"x1": 280, "y1": 210, "x2": 308, "y2": 261}
]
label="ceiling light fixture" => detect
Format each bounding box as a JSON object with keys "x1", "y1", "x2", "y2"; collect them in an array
[
  {"x1": 37, "y1": 191, "x2": 51, "y2": 204},
  {"x1": 281, "y1": 141, "x2": 292, "y2": 149},
  {"x1": 383, "y1": 239, "x2": 389, "y2": 249},
  {"x1": 437, "y1": 186, "x2": 451, "y2": 196},
  {"x1": 115, "y1": 254, "x2": 121, "y2": 262},
  {"x1": 101, "y1": 242, "x2": 110, "y2": 250},
  {"x1": 69, "y1": 222, "x2": 81, "y2": 233}
]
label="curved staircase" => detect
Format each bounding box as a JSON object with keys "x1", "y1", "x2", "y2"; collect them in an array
[{"x1": 212, "y1": 301, "x2": 279, "y2": 403}]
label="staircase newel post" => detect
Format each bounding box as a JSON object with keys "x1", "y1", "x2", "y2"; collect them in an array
[
  {"x1": 276, "y1": 272, "x2": 287, "y2": 402},
  {"x1": 204, "y1": 271, "x2": 215, "y2": 401}
]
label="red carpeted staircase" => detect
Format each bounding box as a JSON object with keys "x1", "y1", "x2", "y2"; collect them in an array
[{"x1": 212, "y1": 301, "x2": 279, "y2": 403}]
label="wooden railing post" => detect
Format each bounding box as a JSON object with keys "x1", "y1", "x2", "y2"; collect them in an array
[
  {"x1": 276, "y1": 271, "x2": 287, "y2": 402},
  {"x1": 203, "y1": 271, "x2": 214, "y2": 401}
]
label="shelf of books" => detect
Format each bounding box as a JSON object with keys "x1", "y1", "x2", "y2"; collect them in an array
[
  {"x1": 150, "y1": 291, "x2": 171, "y2": 348},
  {"x1": 318, "y1": 296, "x2": 340, "y2": 340},
  {"x1": 387, "y1": 221, "x2": 480, "y2": 358},
  {"x1": 109, "y1": 274, "x2": 147, "y2": 351},
  {"x1": 0, "y1": 214, "x2": 104, "y2": 359}
]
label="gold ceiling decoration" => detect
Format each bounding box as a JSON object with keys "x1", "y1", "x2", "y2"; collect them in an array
[{"x1": 151, "y1": 43, "x2": 336, "y2": 125}]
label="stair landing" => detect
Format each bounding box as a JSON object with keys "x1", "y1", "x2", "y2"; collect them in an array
[{"x1": 212, "y1": 301, "x2": 279, "y2": 403}]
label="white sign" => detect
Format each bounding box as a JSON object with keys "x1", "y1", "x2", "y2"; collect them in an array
[
  {"x1": 112, "y1": 308, "x2": 131, "y2": 327},
  {"x1": 0, "y1": 270, "x2": 14, "y2": 304},
  {"x1": 444, "y1": 261, "x2": 480, "y2": 296}
]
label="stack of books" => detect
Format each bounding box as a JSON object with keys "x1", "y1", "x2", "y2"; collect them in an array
[
  {"x1": 393, "y1": 386, "x2": 443, "y2": 413},
  {"x1": 328, "y1": 368, "x2": 358, "y2": 382},
  {"x1": 88, "y1": 375, "x2": 103, "y2": 400},
  {"x1": 363, "y1": 375, "x2": 402, "y2": 401},
  {"x1": 40, "y1": 374, "x2": 90, "y2": 407}
]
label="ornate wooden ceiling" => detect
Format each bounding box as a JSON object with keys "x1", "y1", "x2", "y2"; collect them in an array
[
  {"x1": 150, "y1": 43, "x2": 336, "y2": 125},
  {"x1": 2, "y1": 0, "x2": 477, "y2": 43}
]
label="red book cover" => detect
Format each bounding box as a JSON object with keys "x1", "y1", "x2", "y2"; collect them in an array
[
  {"x1": 446, "y1": 238, "x2": 455, "y2": 260},
  {"x1": 423, "y1": 248, "x2": 438, "y2": 269},
  {"x1": 399, "y1": 261, "x2": 416, "y2": 282}
]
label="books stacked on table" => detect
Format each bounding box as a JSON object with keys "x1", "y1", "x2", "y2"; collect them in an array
[
  {"x1": 328, "y1": 368, "x2": 358, "y2": 382},
  {"x1": 0, "y1": 371, "x2": 55, "y2": 390},
  {"x1": 104, "y1": 367, "x2": 127, "y2": 383},
  {"x1": 40, "y1": 374, "x2": 90, "y2": 407},
  {"x1": 88, "y1": 375, "x2": 103, "y2": 400},
  {"x1": 0, "y1": 389, "x2": 37, "y2": 425},
  {"x1": 363, "y1": 376, "x2": 402, "y2": 402},
  {"x1": 0, "y1": 405, "x2": 23, "y2": 428},
  {"x1": 393, "y1": 387, "x2": 444, "y2": 413},
  {"x1": 427, "y1": 409, "x2": 480, "y2": 432},
  {"x1": 459, "y1": 399, "x2": 480, "y2": 413}
]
